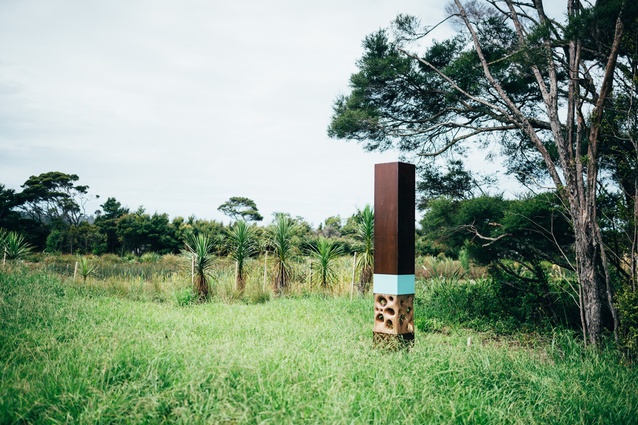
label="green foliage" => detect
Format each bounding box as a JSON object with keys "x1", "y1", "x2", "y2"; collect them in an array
[
  {"x1": 488, "y1": 264, "x2": 578, "y2": 328},
  {"x1": 226, "y1": 220, "x2": 257, "y2": 292},
  {"x1": 564, "y1": 0, "x2": 638, "y2": 59},
  {"x1": 415, "y1": 250, "x2": 579, "y2": 331},
  {"x1": 139, "y1": 252, "x2": 161, "y2": 263},
  {"x1": 44, "y1": 227, "x2": 66, "y2": 254},
  {"x1": 309, "y1": 237, "x2": 343, "y2": 289},
  {"x1": 327, "y1": 13, "x2": 539, "y2": 159},
  {"x1": 328, "y1": 30, "x2": 413, "y2": 151},
  {"x1": 419, "y1": 193, "x2": 579, "y2": 328},
  {"x1": 46, "y1": 222, "x2": 107, "y2": 255},
  {"x1": 597, "y1": 88, "x2": 638, "y2": 290},
  {"x1": 0, "y1": 229, "x2": 33, "y2": 261},
  {"x1": 173, "y1": 216, "x2": 226, "y2": 255},
  {"x1": 117, "y1": 209, "x2": 180, "y2": 255},
  {"x1": 617, "y1": 288, "x2": 638, "y2": 358},
  {"x1": 36, "y1": 253, "x2": 185, "y2": 285},
  {"x1": 317, "y1": 215, "x2": 343, "y2": 238},
  {"x1": 416, "y1": 277, "x2": 510, "y2": 332},
  {"x1": 184, "y1": 234, "x2": 215, "y2": 302},
  {"x1": 268, "y1": 214, "x2": 296, "y2": 295},
  {"x1": 417, "y1": 160, "x2": 484, "y2": 206},
  {"x1": 174, "y1": 286, "x2": 195, "y2": 306},
  {"x1": 217, "y1": 196, "x2": 263, "y2": 222},
  {"x1": 94, "y1": 197, "x2": 129, "y2": 253},
  {"x1": 0, "y1": 184, "x2": 22, "y2": 231},
  {"x1": 458, "y1": 245, "x2": 470, "y2": 271},
  {"x1": 419, "y1": 195, "x2": 509, "y2": 259},
  {"x1": 354, "y1": 204, "x2": 374, "y2": 294},
  {"x1": 76, "y1": 256, "x2": 96, "y2": 284},
  {"x1": 18, "y1": 172, "x2": 91, "y2": 231},
  {"x1": 244, "y1": 281, "x2": 270, "y2": 304}
]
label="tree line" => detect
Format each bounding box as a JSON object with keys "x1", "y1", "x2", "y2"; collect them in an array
[{"x1": 0, "y1": 172, "x2": 369, "y2": 257}]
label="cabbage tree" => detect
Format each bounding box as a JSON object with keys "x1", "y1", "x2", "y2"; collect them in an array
[
  {"x1": 355, "y1": 205, "x2": 374, "y2": 294},
  {"x1": 1, "y1": 230, "x2": 33, "y2": 261},
  {"x1": 310, "y1": 237, "x2": 343, "y2": 289},
  {"x1": 184, "y1": 234, "x2": 215, "y2": 301},
  {"x1": 269, "y1": 214, "x2": 295, "y2": 295},
  {"x1": 226, "y1": 220, "x2": 256, "y2": 293}
]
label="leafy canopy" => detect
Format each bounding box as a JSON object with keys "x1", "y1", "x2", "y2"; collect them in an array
[
  {"x1": 19, "y1": 172, "x2": 92, "y2": 227},
  {"x1": 218, "y1": 197, "x2": 263, "y2": 222}
]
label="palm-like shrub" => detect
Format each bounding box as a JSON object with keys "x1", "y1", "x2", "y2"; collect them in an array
[
  {"x1": 355, "y1": 205, "x2": 374, "y2": 294},
  {"x1": 184, "y1": 234, "x2": 215, "y2": 302},
  {"x1": 77, "y1": 256, "x2": 96, "y2": 283},
  {"x1": 310, "y1": 237, "x2": 343, "y2": 289},
  {"x1": 1, "y1": 230, "x2": 34, "y2": 261},
  {"x1": 269, "y1": 214, "x2": 295, "y2": 295},
  {"x1": 226, "y1": 220, "x2": 256, "y2": 293}
]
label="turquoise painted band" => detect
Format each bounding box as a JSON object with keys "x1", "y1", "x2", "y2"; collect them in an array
[{"x1": 373, "y1": 274, "x2": 415, "y2": 295}]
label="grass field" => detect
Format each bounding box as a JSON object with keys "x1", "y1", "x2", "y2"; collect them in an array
[{"x1": 1, "y1": 268, "x2": 637, "y2": 424}]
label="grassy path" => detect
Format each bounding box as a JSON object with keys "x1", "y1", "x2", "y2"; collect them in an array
[{"x1": 1, "y1": 270, "x2": 637, "y2": 424}]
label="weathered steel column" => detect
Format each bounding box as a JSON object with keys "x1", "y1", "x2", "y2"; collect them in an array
[{"x1": 373, "y1": 162, "x2": 415, "y2": 348}]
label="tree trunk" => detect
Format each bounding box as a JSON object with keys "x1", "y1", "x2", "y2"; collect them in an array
[
  {"x1": 273, "y1": 262, "x2": 286, "y2": 295},
  {"x1": 357, "y1": 265, "x2": 372, "y2": 295},
  {"x1": 235, "y1": 261, "x2": 245, "y2": 293},
  {"x1": 573, "y1": 216, "x2": 604, "y2": 345},
  {"x1": 196, "y1": 274, "x2": 209, "y2": 302}
]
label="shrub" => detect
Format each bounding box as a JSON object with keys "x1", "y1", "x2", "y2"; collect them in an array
[
  {"x1": 309, "y1": 237, "x2": 343, "y2": 289},
  {"x1": 174, "y1": 286, "x2": 195, "y2": 306},
  {"x1": 415, "y1": 276, "x2": 515, "y2": 333},
  {"x1": 140, "y1": 252, "x2": 161, "y2": 263},
  {"x1": 617, "y1": 288, "x2": 638, "y2": 359},
  {"x1": 183, "y1": 234, "x2": 215, "y2": 302},
  {"x1": 1, "y1": 230, "x2": 34, "y2": 261},
  {"x1": 459, "y1": 246, "x2": 470, "y2": 271},
  {"x1": 77, "y1": 256, "x2": 96, "y2": 283},
  {"x1": 245, "y1": 283, "x2": 270, "y2": 304}
]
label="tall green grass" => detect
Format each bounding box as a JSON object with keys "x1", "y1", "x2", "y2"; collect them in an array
[
  {"x1": 1, "y1": 268, "x2": 637, "y2": 424},
  {"x1": 26, "y1": 253, "x2": 365, "y2": 303},
  {"x1": 23, "y1": 253, "x2": 581, "y2": 332}
]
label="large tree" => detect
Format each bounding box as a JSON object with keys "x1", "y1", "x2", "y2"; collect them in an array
[
  {"x1": 16, "y1": 172, "x2": 95, "y2": 248},
  {"x1": 419, "y1": 194, "x2": 576, "y2": 325},
  {"x1": 116, "y1": 208, "x2": 180, "y2": 255},
  {"x1": 217, "y1": 197, "x2": 263, "y2": 222},
  {"x1": 18, "y1": 172, "x2": 92, "y2": 228},
  {"x1": 0, "y1": 184, "x2": 22, "y2": 231},
  {"x1": 329, "y1": 0, "x2": 638, "y2": 344},
  {"x1": 94, "y1": 197, "x2": 130, "y2": 254}
]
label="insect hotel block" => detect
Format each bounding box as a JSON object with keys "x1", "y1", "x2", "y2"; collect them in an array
[{"x1": 373, "y1": 162, "x2": 415, "y2": 348}]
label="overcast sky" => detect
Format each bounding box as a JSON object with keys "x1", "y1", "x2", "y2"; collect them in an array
[{"x1": 0, "y1": 0, "x2": 467, "y2": 226}]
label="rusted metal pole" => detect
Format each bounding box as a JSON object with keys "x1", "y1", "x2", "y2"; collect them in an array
[{"x1": 373, "y1": 162, "x2": 415, "y2": 349}]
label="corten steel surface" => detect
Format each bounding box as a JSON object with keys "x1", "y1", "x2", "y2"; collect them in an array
[{"x1": 374, "y1": 162, "x2": 415, "y2": 275}]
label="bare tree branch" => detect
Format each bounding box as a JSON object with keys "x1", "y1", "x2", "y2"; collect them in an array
[{"x1": 461, "y1": 222, "x2": 511, "y2": 246}]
